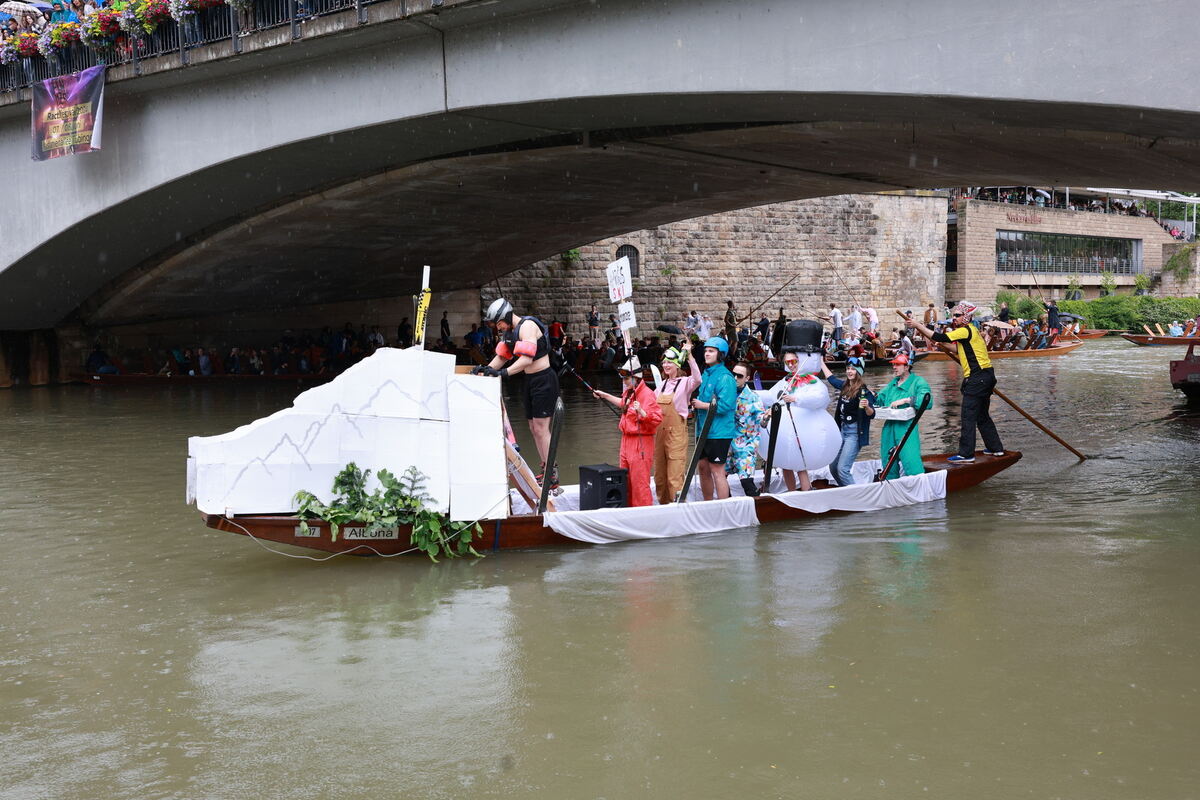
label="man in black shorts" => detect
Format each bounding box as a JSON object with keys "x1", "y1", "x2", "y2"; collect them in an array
[{"x1": 477, "y1": 297, "x2": 561, "y2": 486}]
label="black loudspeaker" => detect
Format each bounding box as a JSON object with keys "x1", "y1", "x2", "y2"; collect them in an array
[
  {"x1": 782, "y1": 320, "x2": 823, "y2": 354},
  {"x1": 578, "y1": 463, "x2": 628, "y2": 510}
]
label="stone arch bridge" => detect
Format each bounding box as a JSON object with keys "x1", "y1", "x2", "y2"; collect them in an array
[{"x1": 3, "y1": 0, "x2": 1200, "y2": 332}]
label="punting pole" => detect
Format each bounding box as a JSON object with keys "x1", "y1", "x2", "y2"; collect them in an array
[
  {"x1": 559, "y1": 364, "x2": 621, "y2": 418},
  {"x1": 876, "y1": 394, "x2": 931, "y2": 482},
  {"x1": 413, "y1": 265, "x2": 432, "y2": 348},
  {"x1": 759, "y1": 400, "x2": 783, "y2": 493},
  {"x1": 894, "y1": 309, "x2": 1086, "y2": 462},
  {"x1": 677, "y1": 397, "x2": 717, "y2": 503},
  {"x1": 537, "y1": 398, "x2": 566, "y2": 514}
]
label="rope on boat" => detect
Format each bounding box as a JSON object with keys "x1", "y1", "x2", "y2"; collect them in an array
[{"x1": 223, "y1": 494, "x2": 511, "y2": 562}]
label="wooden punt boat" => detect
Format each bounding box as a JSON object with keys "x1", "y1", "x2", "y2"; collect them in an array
[
  {"x1": 1119, "y1": 333, "x2": 1200, "y2": 347},
  {"x1": 1170, "y1": 344, "x2": 1200, "y2": 400},
  {"x1": 1075, "y1": 329, "x2": 1119, "y2": 339},
  {"x1": 203, "y1": 451, "x2": 1021, "y2": 555},
  {"x1": 70, "y1": 371, "x2": 336, "y2": 386},
  {"x1": 917, "y1": 340, "x2": 1083, "y2": 361},
  {"x1": 750, "y1": 352, "x2": 929, "y2": 382}
]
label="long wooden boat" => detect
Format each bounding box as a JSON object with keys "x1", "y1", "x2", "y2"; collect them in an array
[
  {"x1": 70, "y1": 371, "x2": 336, "y2": 386},
  {"x1": 1170, "y1": 344, "x2": 1200, "y2": 400},
  {"x1": 1076, "y1": 329, "x2": 1120, "y2": 339},
  {"x1": 751, "y1": 351, "x2": 930, "y2": 382},
  {"x1": 1120, "y1": 333, "x2": 1200, "y2": 347},
  {"x1": 203, "y1": 451, "x2": 1021, "y2": 555},
  {"x1": 917, "y1": 340, "x2": 1083, "y2": 361}
]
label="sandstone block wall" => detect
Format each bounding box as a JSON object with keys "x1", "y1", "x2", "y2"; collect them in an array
[
  {"x1": 950, "y1": 200, "x2": 1180, "y2": 302},
  {"x1": 1159, "y1": 243, "x2": 1200, "y2": 297},
  {"x1": 482, "y1": 194, "x2": 947, "y2": 339}
]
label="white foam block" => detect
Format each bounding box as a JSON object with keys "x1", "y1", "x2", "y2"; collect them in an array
[
  {"x1": 419, "y1": 350, "x2": 455, "y2": 421},
  {"x1": 447, "y1": 374, "x2": 507, "y2": 521}
]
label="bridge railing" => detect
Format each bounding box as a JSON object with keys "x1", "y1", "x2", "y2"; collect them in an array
[{"x1": 1, "y1": 0, "x2": 385, "y2": 93}]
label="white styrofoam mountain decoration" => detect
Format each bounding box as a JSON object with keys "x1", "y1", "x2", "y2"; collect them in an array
[{"x1": 186, "y1": 348, "x2": 509, "y2": 522}]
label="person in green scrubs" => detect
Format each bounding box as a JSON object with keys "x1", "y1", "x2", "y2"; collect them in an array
[{"x1": 875, "y1": 353, "x2": 933, "y2": 479}]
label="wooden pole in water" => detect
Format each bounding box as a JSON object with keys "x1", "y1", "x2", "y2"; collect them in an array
[{"x1": 895, "y1": 310, "x2": 1086, "y2": 461}]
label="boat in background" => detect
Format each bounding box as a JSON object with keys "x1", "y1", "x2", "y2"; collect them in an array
[
  {"x1": 71, "y1": 371, "x2": 335, "y2": 386},
  {"x1": 1170, "y1": 344, "x2": 1200, "y2": 401},
  {"x1": 1120, "y1": 333, "x2": 1200, "y2": 347},
  {"x1": 919, "y1": 340, "x2": 1083, "y2": 361},
  {"x1": 1074, "y1": 329, "x2": 1120, "y2": 339}
]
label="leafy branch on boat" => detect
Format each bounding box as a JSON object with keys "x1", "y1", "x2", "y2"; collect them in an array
[{"x1": 294, "y1": 463, "x2": 483, "y2": 561}]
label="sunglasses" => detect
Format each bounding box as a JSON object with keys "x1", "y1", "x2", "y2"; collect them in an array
[{"x1": 734, "y1": 372, "x2": 749, "y2": 380}]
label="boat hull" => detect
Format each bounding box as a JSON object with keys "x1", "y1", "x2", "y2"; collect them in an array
[
  {"x1": 1170, "y1": 344, "x2": 1200, "y2": 400},
  {"x1": 918, "y1": 341, "x2": 1083, "y2": 361},
  {"x1": 1120, "y1": 334, "x2": 1199, "y2": 347},
  {"x1": 203, "y1": 451, "x2": 1021, "y2": 555},
  {"x1": 1075, "y1": 329, "x2": 1117, "y2": 339}
]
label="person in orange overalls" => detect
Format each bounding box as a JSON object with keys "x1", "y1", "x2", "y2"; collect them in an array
[{"x1": 593, "y1": 357, "x2": 663, "y2": 506}]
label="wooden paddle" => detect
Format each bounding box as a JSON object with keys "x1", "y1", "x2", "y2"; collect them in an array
[{"x1": 894, "y1": 310, "x2": 1086, "y2": 462}]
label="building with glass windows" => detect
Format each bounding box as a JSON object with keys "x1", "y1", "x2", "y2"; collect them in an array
[{"x1": 947, "y1": 196, "x2": 1183, "y2": 303}]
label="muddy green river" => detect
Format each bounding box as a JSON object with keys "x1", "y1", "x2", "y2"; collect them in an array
[{"x1": 2, "y1": 339, "x2": 1197, "y2": 799}]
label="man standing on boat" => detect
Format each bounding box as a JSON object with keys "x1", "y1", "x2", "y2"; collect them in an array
[
  {"x1": 690, "y1": 337, "x2": 738, "y2": 500},
  {"x1": 907, "y1": 301, "x2": 1004, "y2": 464},
  {"x1": 476, "y1": 297, "x2": 561, "y2": 487}
]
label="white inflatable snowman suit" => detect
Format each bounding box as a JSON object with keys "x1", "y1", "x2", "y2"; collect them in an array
[{"x1": 756, "y1": 351, "x2": 841, "y2": 471}]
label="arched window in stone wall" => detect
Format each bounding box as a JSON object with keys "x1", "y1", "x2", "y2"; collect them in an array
[{"x1": 615, "y1": 244, "x2": 640, "y2": 278}]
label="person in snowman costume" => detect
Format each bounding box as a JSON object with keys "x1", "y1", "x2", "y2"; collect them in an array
[{"x1": 758, "y1": 320, "x2": 842, "y2": 492}]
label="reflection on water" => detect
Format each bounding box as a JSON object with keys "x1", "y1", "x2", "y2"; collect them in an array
[{"x1": 1, "y1": 340, "x2": 1198, "y2": 798}]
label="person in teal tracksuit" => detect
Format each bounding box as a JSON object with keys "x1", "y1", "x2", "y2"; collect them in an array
[
  {"x1": 874, "y1": 353, "x2": 932, "y2": 480},
  {"x1": 690, "y1": 336, "x2": 739, "y2": 500}
]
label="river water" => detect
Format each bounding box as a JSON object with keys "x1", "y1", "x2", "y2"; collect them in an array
[{"x1": 2, "y1": 338, "x2": 1197, "y2": 799}]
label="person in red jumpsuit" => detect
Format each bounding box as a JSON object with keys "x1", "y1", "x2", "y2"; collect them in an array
[{"x1": 592, "y1": 357, "x2": 663, "y2": 506}]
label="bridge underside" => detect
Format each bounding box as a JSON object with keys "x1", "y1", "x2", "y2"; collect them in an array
[{"x1": 48, "y1": 92, "x2": 1200, "y2": 329}]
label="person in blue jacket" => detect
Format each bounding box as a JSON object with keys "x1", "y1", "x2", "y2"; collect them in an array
[
  {"x1": 689, "y1": 336, "x2": 739, "y2": 500},
  {"x1": 819, "y1": 357, "x2": 876, "y2": 486}
]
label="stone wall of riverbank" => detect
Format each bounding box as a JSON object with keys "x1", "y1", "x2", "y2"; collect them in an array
[{"x1": 483, "y1": 194, "x2": 948, "y2": 338}]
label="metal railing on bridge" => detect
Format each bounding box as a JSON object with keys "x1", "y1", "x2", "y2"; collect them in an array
[{"x1": 1, "y1": 0, "x2": 380, "y2": 93}]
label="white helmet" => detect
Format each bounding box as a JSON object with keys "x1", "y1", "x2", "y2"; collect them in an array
[{"x1": 484, "y1": 297, "x2": 513, "y2": 324}]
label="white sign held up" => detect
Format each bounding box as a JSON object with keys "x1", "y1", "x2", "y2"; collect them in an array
[
  {"x1": 606, "y1": 256, "x2": 633, "y2": 303},
  {"x1": 617, "y1": 301, "x2": 637, "y2": 331}
]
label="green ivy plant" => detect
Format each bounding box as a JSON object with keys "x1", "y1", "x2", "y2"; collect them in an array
[
  {"x1": 1099, "y1": 270, "x2": 1117, "y2": 296},
  {"x1": 294, "y1": 463, "x2": 483, "y2": 561},
  {"x1": 1163, "y1": 243, "x2": 1196, "y2": 281},
  {"x1": 560, "y1": 249, "x2": 582, "y2": 263}
]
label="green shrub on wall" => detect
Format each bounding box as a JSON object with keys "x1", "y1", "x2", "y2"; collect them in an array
[{"x1": 996, "y1": 291, "x2": 1200, "y2": 330}]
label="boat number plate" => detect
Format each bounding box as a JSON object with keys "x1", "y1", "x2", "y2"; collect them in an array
[
  {"x1": 343, "y1": 525, "x2": 400, "y2": 540},
  {"x1": 294, "y1": 525, "x2": 321, "y2": 538},
  {"x1": 1187, "y1": 374, "x2": 1200, "y2": 383}
]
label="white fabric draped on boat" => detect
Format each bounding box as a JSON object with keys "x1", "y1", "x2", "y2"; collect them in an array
[
  {"x1": 544, "y1": 496, "x2": 759, "y2": 544},
  {"x1": 764, "y1": 469, "x2": 947, "y2": 513}
]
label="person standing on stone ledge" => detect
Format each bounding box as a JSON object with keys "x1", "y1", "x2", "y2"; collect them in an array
[{"x1": 724, "y1": 300, "x2": 738, "y2": 347}]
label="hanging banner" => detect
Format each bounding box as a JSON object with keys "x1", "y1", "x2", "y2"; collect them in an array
[
  {"x1": 31, "y1": 65, "x2": 105, "y2": 162},
  {"x1": 606, "y1": 256, "x2": 633, "y2": 303}
]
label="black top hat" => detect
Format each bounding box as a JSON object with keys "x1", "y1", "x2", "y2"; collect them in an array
[{"x1": 782, "y1": 320, "x2": 823, "y2": 354}]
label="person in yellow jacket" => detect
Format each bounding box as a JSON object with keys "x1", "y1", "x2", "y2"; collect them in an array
[{"x1": 908, "y1": 301, "x2": 1004, "y2": 463}]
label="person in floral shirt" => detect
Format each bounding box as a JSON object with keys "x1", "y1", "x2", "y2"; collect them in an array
[{"x1": 724, "y1": 361, "x2": 766, "y2": 496}]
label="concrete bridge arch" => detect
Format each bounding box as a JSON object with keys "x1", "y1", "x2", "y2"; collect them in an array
[{"x1": 3, "y1": 0, "x2": 1200, "y2": 330}]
